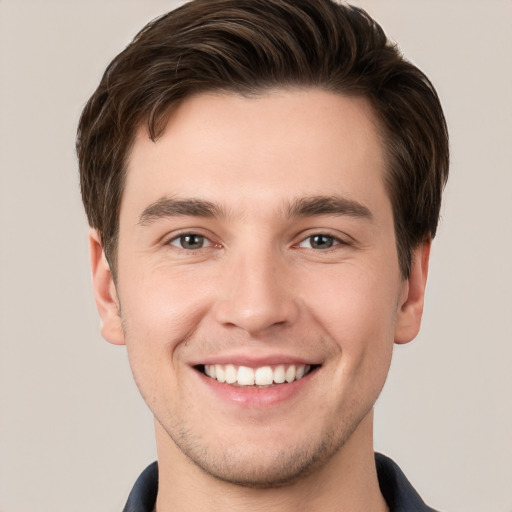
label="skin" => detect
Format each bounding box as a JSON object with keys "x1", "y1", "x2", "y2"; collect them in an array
[{"x1": 90, "y1": 89, "x2": 430, "y2": 512}]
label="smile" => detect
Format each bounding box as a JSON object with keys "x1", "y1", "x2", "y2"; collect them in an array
[{"x1": 200, "y1": 364, "x2": 314, "y2": 387}]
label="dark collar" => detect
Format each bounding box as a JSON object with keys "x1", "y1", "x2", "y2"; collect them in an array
[
  {"x1": 122, "y1": 461, "x2": 158, "y2": 512},
  {"x1": 375, "y1": 453, "x2": 440, "y2": 512},
  {"x1": 123, "y1": 453, "x2": 440, "y2": 512}
]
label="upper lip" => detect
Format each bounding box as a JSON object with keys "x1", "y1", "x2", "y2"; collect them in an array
[{"x1": 190, "y1": 351, "x2": 322, "y2": 368}]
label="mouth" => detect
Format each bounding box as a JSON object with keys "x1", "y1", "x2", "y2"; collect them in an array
[{"x1": 195, "y1": 363, "x2": 319, "y2": 387}]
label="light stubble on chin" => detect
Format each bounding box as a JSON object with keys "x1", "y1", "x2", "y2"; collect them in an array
[{"x1": 156, "y1": 404, "x2": 371, "y2": 490}]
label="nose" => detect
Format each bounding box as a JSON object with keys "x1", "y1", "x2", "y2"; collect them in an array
[{"x1": 213, "y1": 246, "x2": 300, "y2": 336}]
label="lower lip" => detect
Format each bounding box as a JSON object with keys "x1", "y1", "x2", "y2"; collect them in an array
[{"x1": 196, "y1": 370, "x2": 315, "y2": 408}]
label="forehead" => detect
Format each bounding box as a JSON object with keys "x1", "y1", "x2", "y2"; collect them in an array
[{"x1": 122, "y1": 89, "x2": 388, "y2": 219}]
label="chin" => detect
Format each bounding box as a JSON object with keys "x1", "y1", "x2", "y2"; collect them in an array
[
  {"x1": 165, "y1": 419, "x2": 359, "y2": 489},
  {"x1": 186, "y1": 446, "x2": 325, "y2": 489}
]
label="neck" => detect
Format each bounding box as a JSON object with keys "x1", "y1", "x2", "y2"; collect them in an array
[{"x1": 154, "y1": 412, "x2": 388, "y2": 512}]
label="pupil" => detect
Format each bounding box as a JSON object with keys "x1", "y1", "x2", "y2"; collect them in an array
[
  {"x1": 182, "y1": 234, "x2": 203, "y2": 249},
  {"x1": 311, "y1": 235, "x2": 333, "y2": 249}
]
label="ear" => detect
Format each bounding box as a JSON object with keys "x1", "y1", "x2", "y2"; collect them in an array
[
  {"x1": 394, "y1": 240, "x2": 431, "y2": 345},
  {"x1": 89, "y1": 229, "x2": 125, "y2": 345}
]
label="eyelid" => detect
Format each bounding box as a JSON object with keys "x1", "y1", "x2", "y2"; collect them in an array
[
  {"x1": 298, "y1": 235, "x2": 341, "y2": 250},
  {"x1": 169, "y1": 234, "x2": 213, "y2": 248},
  {"x1": 295, "y1": 230, "x2": 353, "y2": 248},
  {"x1": 164, "y1": 229, "x2": 221, "y2": 250}
]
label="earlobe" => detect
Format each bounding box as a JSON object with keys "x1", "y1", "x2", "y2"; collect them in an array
[
  {"x1": 89, "y1": 229, "x2": 125, "y2": 345},
  {"x1": 394, "y1": 240, "x2": 431, "y2": 345}
]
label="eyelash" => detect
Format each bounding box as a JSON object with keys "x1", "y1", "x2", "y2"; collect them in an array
[
  {"x1": 168, "y1": 233, "x2": 217, "y2": 251},
  {"x1": 296, "y1": 233, "x2": 348, "y2": 251},
  {"x1": 166, "y1": 232, "x2": 349, "y2": 252}
]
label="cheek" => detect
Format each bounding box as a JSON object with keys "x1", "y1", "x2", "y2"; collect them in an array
[
  {"x1": 118, "y1": 272, "x2": 211, "y2": 418},
  {"x1": 297, "y1": 264, "x2": 398, "y2": 425},
  {"x1": 117, "y1": 266, "x2": 215, "y2": 398},
  {"x1": 119, "y1": 264, "x2": 212, "y2": 343},
  {"x1": 300, "y1": 262, "x2": 399, "y2": 360}
]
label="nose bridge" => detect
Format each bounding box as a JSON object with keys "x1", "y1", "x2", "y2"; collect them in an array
[{"x1": 214, "y1": 241, "x2": 298, "y2": 335}]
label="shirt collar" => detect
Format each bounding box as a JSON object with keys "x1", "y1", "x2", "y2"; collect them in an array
[{"x1": 123, "y1": 453, "x2": 440, "y2": 512}]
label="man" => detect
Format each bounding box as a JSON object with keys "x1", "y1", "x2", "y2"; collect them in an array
[{"x1": 76, "y1": 0, "x2": 449, "y2": 510}]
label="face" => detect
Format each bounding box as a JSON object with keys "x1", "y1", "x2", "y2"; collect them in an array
[{"x1": 91, "y1": 89, "x2": 428, "y2": 487}]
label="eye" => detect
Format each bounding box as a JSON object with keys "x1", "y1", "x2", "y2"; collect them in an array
[
  {"x1": 169, "y1": 233, "x2": 212, "y2": 250},
  {"x1": 298, "y1": 234, "x2": 341, "y2": 250}
]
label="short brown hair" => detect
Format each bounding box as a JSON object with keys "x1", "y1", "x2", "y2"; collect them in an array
[{"x1": 77, "y1": 0, "x2": 449, "y2": 278}]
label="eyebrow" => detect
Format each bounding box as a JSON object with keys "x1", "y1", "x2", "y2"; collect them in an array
[
  {"x1": 139, "y1": 197, "x2": 226, "y2": 225},
  {"x1": 138, "y1": 194, "x2": 373, "y2": 226},
  {"x1": 286, "y1": 195, "x2": 373, "y2": 220}
]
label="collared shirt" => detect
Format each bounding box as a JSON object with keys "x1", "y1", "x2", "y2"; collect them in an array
[{"x1": 122, "y1": 453, "x2": 441, "y2": 512}]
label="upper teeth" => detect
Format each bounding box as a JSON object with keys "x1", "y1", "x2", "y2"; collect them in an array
[{"x1": 204, "y1": 364, "x2": 310, "y2": 386}]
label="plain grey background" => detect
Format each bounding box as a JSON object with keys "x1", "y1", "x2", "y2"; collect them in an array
[{"x1": 0, "y1": 1, "x2": 511, "y2": 511}]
